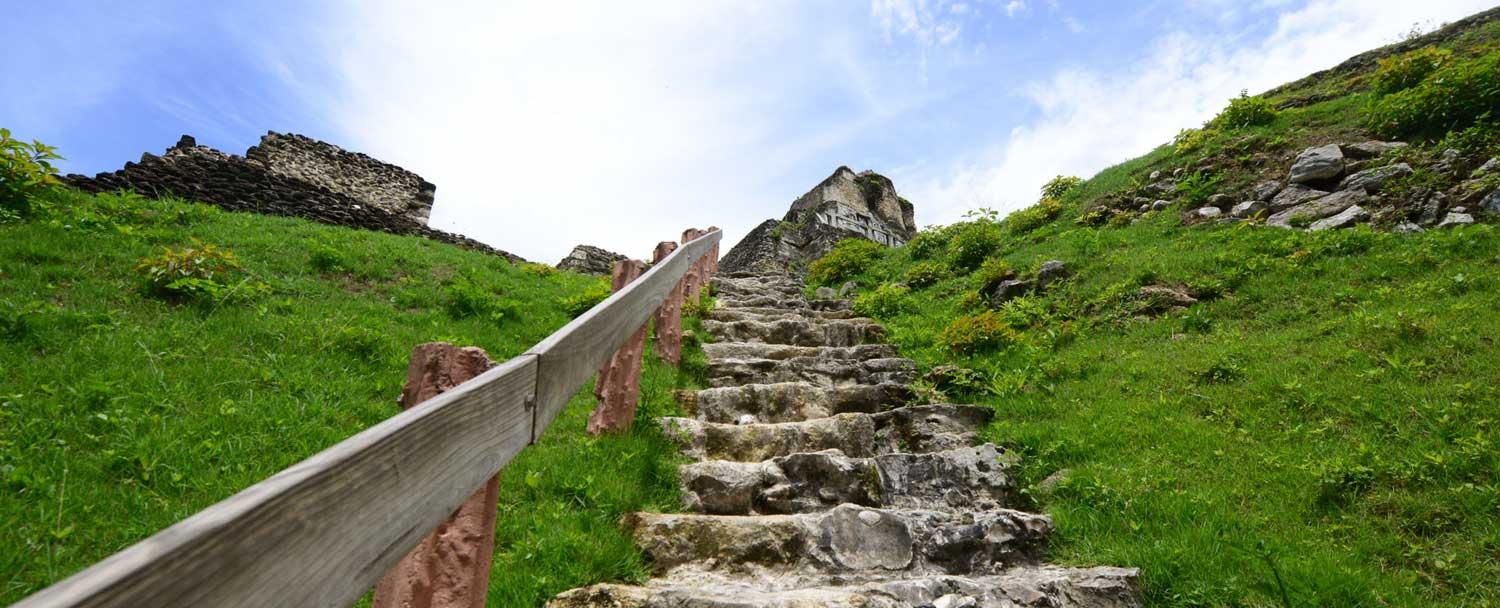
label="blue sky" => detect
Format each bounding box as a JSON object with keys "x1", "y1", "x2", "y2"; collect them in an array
[{"x1": 6, "y1": 1, "x2": 1495, "y2": 262}]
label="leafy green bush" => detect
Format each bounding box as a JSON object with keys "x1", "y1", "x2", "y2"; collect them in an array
[
  {"x1": 1175, "y1": 172, "x2": 1221, "y2": 207},
  {"x1": 1367, "y1": 52, "x2": 1500, "y2": 138},
  {"x1": 996, "y1": 295, "x2": 1052, "y2": 330},
  {"x1": 1208, "y1": 91, "x2": 1278, "y2": 130},
  {"x1": 1440, "y1": 114, "x2": 1500, "y2": 158},
  {"x1": 938, "y1": 310, "x2": 1020, "y2": 354},
  {"x1": 947, "y1": 222, "x2": 1004, "y2": 271},
  {"x1": 971, "y1": 257, "x2": 1014, "y2": 293},
  {"x1": 1041, "y1": 175, "x2": 1083, "y2": 200},
  {"x1": 1173, "y1": 127, "x2": 1218, "y2": 154},
  {"x1": 521, "y1": 262, "x2": 558, "y2": 277},
  {"x1": 559, "y1": 280, "x2": 611, "y2": 317},
  {"x1": 1003, "y1": 198, "x2": 1062, "y2": 235},
  {"x1": 134, "y1": 241, "x2": 265, "y2": 303},
  {"x1": 902, "y1": 261, "x2": 947, "y2": 289},
  {"x1": 1370, "y1": 47, "x2": 1451, "y2": 95},
  {"x1": 442, "y1": 276, "x2": 516, "y2": 322},
  {"x1": 853, "y1": 283, "x2": 913, "y2": 318},
  {"x1": 1, "y1": 129, "x2": 63, "y2": 217},
  {"x1": 808, "y1": 238, "x2": 884, "y2": 286},
  {"x1": 906, "y1": 228, "x2": 952, "y2": 260},
  {"x1": 307, "y1": 243, "x2": 347, "y2": 273}
]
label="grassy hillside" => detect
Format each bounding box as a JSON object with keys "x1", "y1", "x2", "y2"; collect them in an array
[
  {"x1": 0, "y1": 187, "x2": 699, "y2": 606},
  {"x1": 806, "y1": 15, "x2": 1500, "y2": 608}
]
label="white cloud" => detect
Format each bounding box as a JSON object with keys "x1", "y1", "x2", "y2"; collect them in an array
[
  {"x1": 895, "y1": 0, "x2": 1497, "y2": 226},
  {"x1": 872, "y1": 0, "x2": 972, "y2": 47},
  {"x1": 1005, "y1": 1, "x2": 1027, "y2": 17},
  {"x1": 309, "y1": 1, "x2": 913, "y2": 263}
]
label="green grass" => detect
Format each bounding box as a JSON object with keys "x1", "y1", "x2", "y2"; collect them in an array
[
  {"x1": 0, "y1": 189, "x2": 698, "y2": 606},
  {"x1": 821, "y1": 219, "x2": 1500, "y2": 606},
  {"x1": 797, "y1": 23, "x2": 1500, "y2": 605}
]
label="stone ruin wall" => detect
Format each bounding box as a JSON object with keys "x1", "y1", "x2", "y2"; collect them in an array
[
  {"x1": 61, "y1": 134, "x2": 524, "y2": 262},
  {"x1": 247, "y1": 133, "x2": 436, "y2": 225},
  {"x1": 719, "y1": 167, "x2": 917, "y2": 275}
]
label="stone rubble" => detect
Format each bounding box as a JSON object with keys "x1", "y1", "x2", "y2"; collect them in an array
[{"x1": 549, "y1": 271, "x2": 1141, "y2": 607}]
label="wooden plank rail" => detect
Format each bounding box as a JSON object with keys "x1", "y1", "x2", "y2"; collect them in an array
[{"x1": 15, "y1": 229, "x2": 722, "y2": 608}]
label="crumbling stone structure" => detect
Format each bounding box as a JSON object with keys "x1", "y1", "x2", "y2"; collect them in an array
[
  {"x1": 62, "y1": 133, "x2": 523, "y2": 262},
  {"x1": 720, "y1": 167, "x2": 917, "y2": 275},
  {"x1": 248, "y1": 132, "x2": 436, "y2": 225},
  {"x1": 556, "y1": 244, "x2": 628, "y2": 275}
]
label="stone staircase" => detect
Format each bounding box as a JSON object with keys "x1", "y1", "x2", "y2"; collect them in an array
[{"x1": 549, "y1": 273, "x2": 1140, "y2": 608}]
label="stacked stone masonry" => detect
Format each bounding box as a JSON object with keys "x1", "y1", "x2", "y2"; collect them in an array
[
  {"x1": 61, "y1": 133, "x2": 523, "y2": 262},
  {"x1": 549, "y1": 272, "x2": 1141, "y2": 608}
]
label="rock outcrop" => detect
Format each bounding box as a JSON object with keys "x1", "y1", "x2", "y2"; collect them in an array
[
  {"x1": 556, "y1": 244, "x2": 628, "y2": 275},
  {"x1": 549, "y1": 271, "x2": 1140, "y2": 607},
  {"x1": 61, "y1": 134, "x2": 524, "y2": 262},
  {"x1": 721, "y1": 167, "x2": 918, "y2": 275}
]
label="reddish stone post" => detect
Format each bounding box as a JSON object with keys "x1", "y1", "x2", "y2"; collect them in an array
[
  {"x1": 651, "y1": 241, "x2": 685, "y2": 365},
  {"x1": 705, "y1": 226, "x2": 721, "y2": 276},
  {"x1": 587, "y1": 259, "x2": 648, "y2": 434},
  {"x1": 680, "y1": 228, "x2": 708, "y2": 307},
  {"x1": 374, "y1": 343, "x2": 498, "y2": 608}
]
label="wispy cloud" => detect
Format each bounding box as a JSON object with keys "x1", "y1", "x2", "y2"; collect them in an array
[
  {"x1": 307, "y1": 1, "x2": 921, "y2": 263},
  {"x1": 1005, "y1": 1, "x2": 1027, "y2": 17},
  {"x1": 895, "y1": 0, "x2": 1497, "y2": 226}
]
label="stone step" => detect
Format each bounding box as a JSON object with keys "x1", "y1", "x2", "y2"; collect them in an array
[
  {"x1": 708, "y1": 356, "x2": 916, "y2": 388},
  {"x1": 688, "y1": 381, "x2": 914, "y2": 424},
  {"x1": 549, "y1": 566, "x2": 1142, "y2": 608},
  {"x1": 705, "y1": 307, "x2": 858, "y2": 322},
  {"x1": 713, "y1": 274, "x2": 806, "y2": 291},
  {"x1": 680, "y1": 445, "x2": 1017, "y2": 515},
  {"x1": 702, "y1": 342, "x2": 898, "y2": 364},
  {"x1": 716, "y1": 293, "x2": 811, "y2": 310},
  {"x1": 713, "y1": 280, "x2": 804, "y2": 298},
  {"x1": 702, "y1": 318, "x2": 884, "y2": 347},
  {"x1": 661, "y1": 404, "x2": 993, "y2": 462},
  {"x1": 625, "y1": 504, "x2": 1052, "y2": 578}
]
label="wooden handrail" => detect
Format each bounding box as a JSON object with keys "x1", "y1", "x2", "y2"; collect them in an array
[{"x1": 14, "y1": 229, "x2": 722, "y2": 608}]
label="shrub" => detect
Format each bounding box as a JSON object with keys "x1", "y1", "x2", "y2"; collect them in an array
[
  {"x1": 559, "y1": 280, "x2": 611, "y2": 317},
  {"x1": 521, "y1": 263, "x2": 557, "y2": 277},
  {"x1": 947, "y1": 221, "x2": 1004, "y2": 271},
  {"x1": 1, "y1": 129, "x2": 63, "y2": 217},
  {"x1": 134, "y1": 241, "x2": 264, "y2": 303},
  {"x1": 442, "y1": 276, "x2": 515, "y2": 321},
  {"x1": 1041, "y1": 175, "x2": 1084, "y2": 200},
  {"x1": 1003, "y1": 198, "x2": 1062, "y2": 235},
  {"x1": 307, "y1": 243, "x2": 347, "y2": 273},
  {"x1": 1440, "y1": 114, "x2": 1500, "y2": 158},
  {"x1": 902, "y1": 262, "x2": 947, "y2": 289},
  {"x1": 971, "y1": 257, "x2": 1015, "y2": 293},
  {"x1": 938, "y1": 310, "x2": 1020, "y2": 354},
  {"x1": 1173, "y1": 127, "x2": 1218, "y2": 154},
  {"x1": 1175, "y1": 172, "x2": 1221, "y2": 207},
  {"x1": 807, "y1": 238, "x2": 884, "y2": 286},
  {"x1": 1208, "y1": 91, "x2": 1278, "y2": 130},
  {"x1": 996, "y1": 296, "x2": 1052, "y2": 329},
  {"x1": 853, "y1": 283, "x2": 913, "y2": 318},
  {"x1": 1370, "y1": 47, "x2": 1451, "y2": 95},
  {"x1": 1366, "y1": 52, "x2": 1500, "y2": 138},
  {"x1": 906, "y1": 227, "x2": 951, "y2": 260}
]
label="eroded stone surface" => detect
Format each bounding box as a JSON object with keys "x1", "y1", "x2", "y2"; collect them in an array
[
  {"x1": 708, "y1": 356, "x2": 917, "y2": 388},
  {"x1": 661, "y1": 404, "x2": 993, "y2": 462},
  {"x1": 628, "y1": 505, "x2": 1051, "y2": 577},
  {"x1": 693, "y1": 382, "x2": 915, "y2": 423},
  {"x1": 680, "y1": 445, "x2": 1016, "y2": 515}
]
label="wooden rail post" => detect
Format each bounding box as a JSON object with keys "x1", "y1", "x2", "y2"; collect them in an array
[
  {"x1": 587, "y1": 259, "x2": 648, "y2": 434},
  {"x1": 373, "y1": 343, "x2": 500, "y2": 608},
  {"x1": 651, "y1": 241, "x2": 684, "y2": 364}
]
